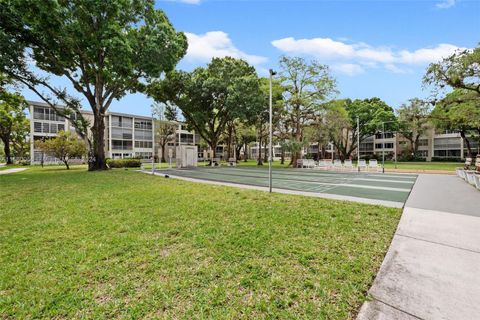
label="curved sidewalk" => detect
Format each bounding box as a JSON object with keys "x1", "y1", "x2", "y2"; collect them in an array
[{"x1": 357, "y1": 174, "x2": 480, "y2": 320}]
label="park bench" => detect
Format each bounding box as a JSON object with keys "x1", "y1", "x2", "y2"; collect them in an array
[
  {"x1": 305, "y1": 159, "x2": 316, "y2": 168},
  {"x1": 357, "y1": 159, "x2": 367, "y2": 171},
  {"x1": 333, "y1": 159, "x2": 343, "y2": 171},
  {"x1": 368, "y1": 159, "x2": 381, "y2": 172},
  {"x1": 317, "y1": 159, "x2": 330, "y2": 170},
  {"x1": 296, "y1": 159, "x2": 303, "y2": 168},
  {"x1": 228, "y1": 158, "x2": 237, "y2": 167},
  {"x1": 343, "y1": 159, "x2": 355, "y2": 171}
]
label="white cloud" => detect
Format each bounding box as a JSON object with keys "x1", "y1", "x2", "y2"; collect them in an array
[
  {"x1": 271, "y1": 37, "x2": 355, "y2": 59},
  {"x1": 436, "y1": 0, "x2": 456, "y2": 9},
  {"x1": 398, "y1": 43, "x2": 465, "y2": 64},
  {"x1": 271, "y1": 36, "x2": 467, "y2": 75},
  {"x1": 184, "y1": 31, "x2": 268, "y2": 66},
  {"x1": 332, "y1": 64, "x2": 365, "y2": 76}
]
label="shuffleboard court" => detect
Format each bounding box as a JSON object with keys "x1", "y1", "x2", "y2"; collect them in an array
[{"x1": 154, "y1": 166, "x2": 417, "y2": 207}]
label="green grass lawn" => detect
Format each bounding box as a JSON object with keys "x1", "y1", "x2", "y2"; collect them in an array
[
  {"x1": 1, "y1": 166, "x2": 401, "y2": 319},
  {"x1": 381, "y1": 161, "x2": 460, "y2": 171}
]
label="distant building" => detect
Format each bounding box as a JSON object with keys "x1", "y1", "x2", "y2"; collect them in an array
[{"x1": 28, "y1": 101, "x2": 196, "y2": 164}]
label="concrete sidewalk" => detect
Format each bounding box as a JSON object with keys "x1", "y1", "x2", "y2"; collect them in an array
[
  {"x1": 357, "y1": 174, "x2": 480, "y2": 320},
  {"x1": 0, "y1": 168, "x2": 27, "y2": 175}
]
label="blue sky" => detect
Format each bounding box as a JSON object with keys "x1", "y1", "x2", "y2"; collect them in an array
[{"x1": 22, "y1": 0, "x2": 480, "y2": 116}]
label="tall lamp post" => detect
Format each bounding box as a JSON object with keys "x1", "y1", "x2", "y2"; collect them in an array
[
  {"x1": 268, "y1": 69, "x2": 276, "y2": 193},
  {"x1": 151, "y1": 111, "x2": 155, "y2": 174}
]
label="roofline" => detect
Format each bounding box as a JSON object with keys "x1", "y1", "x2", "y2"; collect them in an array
[{"x1": 28, "y1": 100, "x2": 156, "y2": 120}]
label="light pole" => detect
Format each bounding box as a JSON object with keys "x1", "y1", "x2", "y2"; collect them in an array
[
  {"x1": 382, "y1": 122, "x2": 385, "y2": 173},
  {"x1": 151, "y1": 112, "x2": 155, "y2": 174},
  {"x1": 357, "y1": 117, "x2": 360, "y2": 172},
  {"x1": 268, "y1": 69, "x2": 276, "y2": 193}
]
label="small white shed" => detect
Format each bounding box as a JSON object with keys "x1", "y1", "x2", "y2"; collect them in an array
[{"x1": 176, "y1": 145, "x2": 198, "y2": 168}]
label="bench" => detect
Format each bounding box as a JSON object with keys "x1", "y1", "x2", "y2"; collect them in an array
[
  {"x1": 228, "y1": 158, "x2": 237, "y2": 167},
  {"x1": 357, "y1": 159, "x2": 367, "y2": 171},
  {"x1": 344, "y1": 159, "x2": 355, "y2": 171},
  {"x1": 368, "y1": 159, "x2": 381, "y2": 172},
  {"x1": 333, "y1": 159, "x2": 343, "y2": 170}
]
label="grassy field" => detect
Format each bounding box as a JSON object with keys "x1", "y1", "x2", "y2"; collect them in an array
[{"x1": 0, "y1": 166, "x2": 401, "y2": 319}]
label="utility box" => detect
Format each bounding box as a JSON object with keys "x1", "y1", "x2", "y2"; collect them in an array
[{"x1": 176, "y1": 145, "x2": 198, "y2": 168}]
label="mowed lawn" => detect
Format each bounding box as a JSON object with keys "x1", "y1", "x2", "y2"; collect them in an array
[{"x1": 0, "y1": 166, "x2": 401, "y2": 319}]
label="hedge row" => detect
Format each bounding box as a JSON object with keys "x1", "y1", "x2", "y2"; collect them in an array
[
  {"x1": 431, "y1": 157, "x2": 463, "y2": 162},
  {"x1": 106, "y1": 158, "x2": 141, "y2": 168}
]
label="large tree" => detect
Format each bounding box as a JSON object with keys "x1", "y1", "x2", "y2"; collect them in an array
[
  {"x1": 424, "y1": 45, "x2": 480, "y2": 98},
  {"x1": 278, "y1": 56, "x2": 337, "y2": 166},
  {"x1": 0, "y1": 0, "x2": 187, "y2": 170},
  {"x1": 148, "y1": 57, "x2": 263, "y2": 158},
  {"x1": 397, "y1": 98, "x2": 431, "y2": 159},
  {"x1": 431, "y1": 89, "x2": 480, "y2": 158},
  {"x1": 324, "y1": 98, "x2": 397, "y2": 160},
  {"x1": 0, "y1": 89, "x2": 28, "y2": 164}
]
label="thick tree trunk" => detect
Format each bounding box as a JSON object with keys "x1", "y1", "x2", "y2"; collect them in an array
[
  {"x1": 160, "y1": 141, "x2": 167, "y2": 163},
  {"x1": 280, "y1": 147, "x2": 285, "y2": 165},
  {"x1": 64, "y1": 160, "x2": 70, "y2": 170},
  {"x1": 2, "y1": 137, "x2": 12, "y2": 165},
  {"x1": 243, "y1": 143, "x2": 248, "y2": 162},
  {"x1": 89, "y1": 113, "x2": 108, "y2": 171}
]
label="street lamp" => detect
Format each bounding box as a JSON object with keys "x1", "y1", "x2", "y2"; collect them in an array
[{"x1": 268, "y1": 69, "x2": 276, "y2": 193}]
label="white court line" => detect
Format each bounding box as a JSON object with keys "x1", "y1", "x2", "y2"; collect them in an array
[
  {"x1": 164, "y1": 168, "x2": 411, "y2": 193},
  {"x1": 143, "y1": 171, "x2": 405, "y2": 208},
  {"x1": 201, "y1": 167, "x2": 417, "y2": 181}
]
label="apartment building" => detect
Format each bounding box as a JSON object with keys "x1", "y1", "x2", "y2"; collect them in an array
[
  {"x1": 28, "y1": 101, "x2": 196, "y2": 164},
  {"x1": 359, "y1": 129, "x2": 478, "y2": 161}
]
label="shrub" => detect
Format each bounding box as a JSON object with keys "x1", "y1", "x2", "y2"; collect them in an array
[
  {"x1": 106, "y1": 158, "x2": 141, "y2": 168},
  {"x1": 431, "y1": 157, "x2": 463, "y2": 162}
]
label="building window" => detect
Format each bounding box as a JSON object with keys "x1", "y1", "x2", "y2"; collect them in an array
[
  {"x1": 135, "y1": 130, "x2": 152, "y2": 140},
  {"x1": 134, "y1": 141, "x2": 153, "y2": 148},
  {"x1": 134, "y1": 120, "x2": 152, "y2": 130},
  {"x1": 376, "y1": 143, "x2": 394, "y2": 149},
  {"x1": 418, "y1": 139, "x2": 428, "y2": 147},
  {"x1": 112, "y1": 140, "x2": 132, "y2": 150},
  {"x1": 375, "y1": 132, "x2": 394, "y2": 139}
]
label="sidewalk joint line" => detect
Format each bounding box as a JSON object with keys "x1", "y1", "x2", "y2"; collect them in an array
[
  {"x1": 372, "y1": 297, "x2": 425, "y2": 320},
  {"x1": 396, "y1": 233, "x2": 480, "y2": 254}
]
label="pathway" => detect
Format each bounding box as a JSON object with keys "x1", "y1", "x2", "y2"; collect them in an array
[
  {"x1": 357, "y1": 174, "x2": 480, "y2": 320},
  {"x1": 0, "y1": 168, "x2": 27, "y2": 175}
]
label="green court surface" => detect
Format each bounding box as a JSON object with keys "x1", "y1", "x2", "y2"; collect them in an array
[{"x1": 156, "y1": 166, "x2": 417, "y2": 206}]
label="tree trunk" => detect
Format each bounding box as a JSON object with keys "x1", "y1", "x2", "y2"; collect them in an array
[
  {"x1": 160, "y1": 141, "x2": 167, "y2": 163},
  {"x1": 257, "y1": 136, "x2": 263, "y2": 165},
  {"x1": 280, "y1": 147, "x2": 285, "y2": 165},
  {"x1": 64, "y1": 160, "x2": 70, "y2": 170},
  {"x1": 89, "y1": 113, "x2": 108, "y2": 171},
  {"x1": 460, "y1": 131, "x2": 472, "y2": 158},
  {"x1": 243, "y1": 143, "x2": 248, "y2": 162},
  {"x1": 316, "y1": 142, "x2": 321, "y2": 161},
  {"x1": 263, "y1": 142, "x2": 268, "y2": 163},
  {"x1": 2, "y1": 137, "x2": 12, "y2": 165}
]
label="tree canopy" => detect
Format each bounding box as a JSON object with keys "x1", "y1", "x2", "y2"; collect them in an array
[
  {"x1": 278, "y1": 56, "x2": 337, "y2": 165},
  {"x1": 0, "y1": 0, "x2": 187, "y2": 170},
  {"x1": 0, "y1": 89, "x2": 28, "y2": 164},
  {"x1": 148, "y1": 57, "x2": 263, "y2": 158}
]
